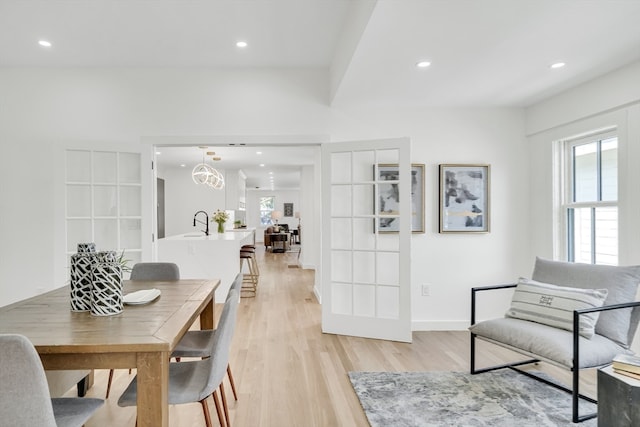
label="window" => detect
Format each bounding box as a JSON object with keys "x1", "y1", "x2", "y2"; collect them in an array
[
  {"x1": 259, "y1": 196, "x2": 275, "y2": 226},
  {"x1": 563, "y1": 132, "x2": 618, "y2": 265}
]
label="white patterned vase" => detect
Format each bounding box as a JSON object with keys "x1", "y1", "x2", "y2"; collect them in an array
[
  {"x1": 96, "y1": 250, "x2": 117, "y2": 263},
  {"x1": 77, "y1": 242, "x2": 96, "y2": 253},
  {"x1": 90, "y1": 262, "x2": 123, "y2": 316},
  {"x1": 70, "y1": 252, "x2": 97, "y2": 312}
]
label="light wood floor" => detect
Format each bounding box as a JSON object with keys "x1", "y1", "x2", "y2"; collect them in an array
[{"x1": 78, "y1": 245, "x2": 597, "y2": 426}]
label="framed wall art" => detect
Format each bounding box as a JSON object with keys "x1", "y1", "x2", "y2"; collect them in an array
[
  {"x1": 284, "y1": 203, "x2": 294, "y2": 217},
  {"x1": 439, "y1": 164, "x2": 490, "y2": 233},
  {"x1": 377, "y1": 163, "x2": 425, "y2": 233}
]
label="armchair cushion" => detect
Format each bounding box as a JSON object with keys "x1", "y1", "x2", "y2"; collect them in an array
[
  {"x1": 532, "y1": 257, "x2": 640, "y2": 348},
  {"x1": 469, "y1": 317, "x2": 632, "y2": 369},
  {"x1": 505, "y1": 277, "x2": 608, "y2": 339}
]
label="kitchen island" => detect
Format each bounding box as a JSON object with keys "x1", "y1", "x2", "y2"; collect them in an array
[{"x1": 157, "y1": 229, "x2": 255, "y2": 301}]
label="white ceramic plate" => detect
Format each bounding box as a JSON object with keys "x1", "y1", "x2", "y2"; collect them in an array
[{"x1": 123, "y1": 288, "x2": 161, "y2": 305}]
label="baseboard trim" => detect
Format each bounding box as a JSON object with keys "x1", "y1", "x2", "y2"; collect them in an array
[{"x1": 412, "y1": 320, "x2": 469, "y2": 331}]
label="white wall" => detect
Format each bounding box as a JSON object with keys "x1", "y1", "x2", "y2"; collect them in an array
[
  {"x1": 328, "y1": 107, "x2": 530, "y2": 329},
  {"x1": 0, "y1": 66, "x2": 531, "y2": 332},
  {"x1": 157, "y1": 166, "x2": 227, "y2": 237},
  {"x1": 0, "y1": 67, "x2": 329, "y2": 307},
  {"x1": 525, "y1": 61, "x2": 640, "y2": 351},
  {"x1": 246, "y1": 189, "x2": 301, "y2": 242},
  {"x1": 525, "y1": 61, "x2": 640, "y2": 266},
  {"x1": 526, "y1": 60, "x2": 640, "y2": 136}
]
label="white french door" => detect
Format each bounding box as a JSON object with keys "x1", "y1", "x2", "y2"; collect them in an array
[
  {"x1": 53, "y1": 142, "x2": 148, "y2": 287},
  {"x1": 321, "y1": 138, "x2": 412, "y2": 342}
]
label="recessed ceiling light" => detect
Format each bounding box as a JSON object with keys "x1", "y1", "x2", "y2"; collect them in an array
[
  {"x1": 259, "y1": 163, "x2": 265, "y2": 167},
  {"x1": 236, "y1": 41, "x2": 248, "y2": 48},
  {"x1": 256, "y1": 151, "x2": 262, "y2": 155},
  {"x1": 155, "y1": 151, "x2": 162, "y2": 155},
  {"x1": 38, "y1": 40, "x2": 52, "y2": 47},
  {"x1": 180, "y1": 164, "x2": 186, "y2": 168},
  {"x1": 416, "y1": 61, "x2": 431, "y2": 68},
  {"x1": 550, "y1": 62, "x2": 566, "y2": 69}
]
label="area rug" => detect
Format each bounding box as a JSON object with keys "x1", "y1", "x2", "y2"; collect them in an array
[{"x1": 348, "y1": 370, "x2": 597, "y2": 427}]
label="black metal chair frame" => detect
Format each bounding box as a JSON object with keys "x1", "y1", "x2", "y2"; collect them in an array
[{"x1": 470, "y1": 283, "x2": 640, "y2": 423}]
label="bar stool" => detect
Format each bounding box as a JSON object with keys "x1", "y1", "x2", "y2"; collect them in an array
[
  {"x1": 241, "y1": 244, "x2": 260, "y2": 276},
  {"x1": 239, "y1": 249, "x2": 258, "y2": 297}
]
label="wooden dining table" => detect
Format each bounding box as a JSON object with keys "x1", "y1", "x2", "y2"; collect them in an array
[{"x1": 0, "y1": 278, "x2": 220, "y2": 427}]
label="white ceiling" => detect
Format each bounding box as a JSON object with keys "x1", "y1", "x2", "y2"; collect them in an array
[
  {"x1": 3, "y1": 0, "x2": 640, "y2": 188},
  {"x1": 156, "y1": 145, "x2": 317, "y2": 190}
]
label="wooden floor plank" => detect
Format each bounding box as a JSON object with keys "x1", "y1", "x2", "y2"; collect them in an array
[{"x1": 76, "y1": 245, "x2": 597, "y2": 426}]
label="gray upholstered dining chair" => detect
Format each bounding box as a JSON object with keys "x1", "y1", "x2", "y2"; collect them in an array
[
  {"x1": 105, "y1": 262, "x2": 181, "y2": 398},
  {"x1": 118, "y1": 288, "x2": 240, "y2": 427},
  {"x1": 129, "y1": 262, "x2": 180, "y2": 281},
  {"x1": 171, "y1": 273, "x2": 242, "y2": 402},
  {"x1": 0, "y1": 334, "x2": 104, "y2": 427}
]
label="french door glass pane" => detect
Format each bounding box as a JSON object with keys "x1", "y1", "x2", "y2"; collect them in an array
[
  {"x1": 93, "y1": 152, "x2": 117, "y2": 183},
  {"x1": 573, "y1": 142, "x2": 597, "y2": 202},
  {"x1": 94, "y1": 186, "x2": 117, "y2": 216},
  {"x1": 120, "y1": 186, "x2": 142, "y2": 216},
  {"x1": 353, "y1": 184, "x2": 374, "y2": 216},
  {"x1": 120, "y1": 219, "x2": 142, "y2": 248},
  {"x1": 66, "y1": 185, "x2": 91, "y2": 217},
  {"x1": 353, "y1": 151, "x2": 375, "y2": 181},
  {"x1": 66, "y1": 219, "x2": 92, "y2": 252},
  {"x1": 119, "y1": 152, "x2": 141, "y2": 184},
  {"x1": 94, "y1": 219, "x2": 118, "y2": 249},
  {"x1": 331, "y1": 218, "x2": 351, "y2": 250}
]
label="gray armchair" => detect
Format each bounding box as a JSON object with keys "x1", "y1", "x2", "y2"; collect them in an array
[
  {"x1": 469, "y1": 257, "x2": 640, "y2": 423},
  {"x1": 0, "y1": 334, "x2": 104, "y2": 427}
]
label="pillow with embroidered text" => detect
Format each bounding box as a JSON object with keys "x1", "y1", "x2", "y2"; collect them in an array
[{"x1": 505, "y1": 278, "x2": 608, "y2": 339}]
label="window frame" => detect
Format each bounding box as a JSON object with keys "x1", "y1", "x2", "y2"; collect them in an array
[
  {"x1": 259, "y1": 196, "x2": 276, "y2": 226},
  {"x1": 560, "y1": 129, "x2": 618, "y2": 265}
]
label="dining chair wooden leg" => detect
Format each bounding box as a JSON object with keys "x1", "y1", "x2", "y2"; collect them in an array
[
  {"x1": 211, "y1": 390, "x2": 226, "y2": 427},
  {"x1": 220, "y1": 382, "x2": 231, "y2": 427},
  {"x1": 227, "y1": 364, "x2": 238, "y2": 400},
  {"x1": 106, "y1": 369, "x2": 114, "y2": 398},
  {"x1": 200, "y1": 398, "x2": 214, "y2": 427}
]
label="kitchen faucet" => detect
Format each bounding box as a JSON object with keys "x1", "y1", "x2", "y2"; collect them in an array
[{"x1": 193, "y1": 210, "x2": 209, "y2": 236}]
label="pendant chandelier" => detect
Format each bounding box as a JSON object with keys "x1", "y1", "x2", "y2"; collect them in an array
[{"x1": 192, "y1": 147, "x2": 225, "y2": 190}]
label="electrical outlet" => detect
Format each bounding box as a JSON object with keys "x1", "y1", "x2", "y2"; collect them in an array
[{"x1": 421, "y1": 284, "x2": 430, "y2": 296}]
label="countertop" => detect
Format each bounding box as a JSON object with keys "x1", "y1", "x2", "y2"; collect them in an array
[{"x1": 162, "y1": 230, "x2": 254, "y2": 241}]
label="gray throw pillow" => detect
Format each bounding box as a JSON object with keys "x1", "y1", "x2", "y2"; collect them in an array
[
  {"x1": 532, "y1": 257, "x2": 640, "y2": 348},
  {"x1": 505, "y1": 278, "x2": 608, "y2": 339}
]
